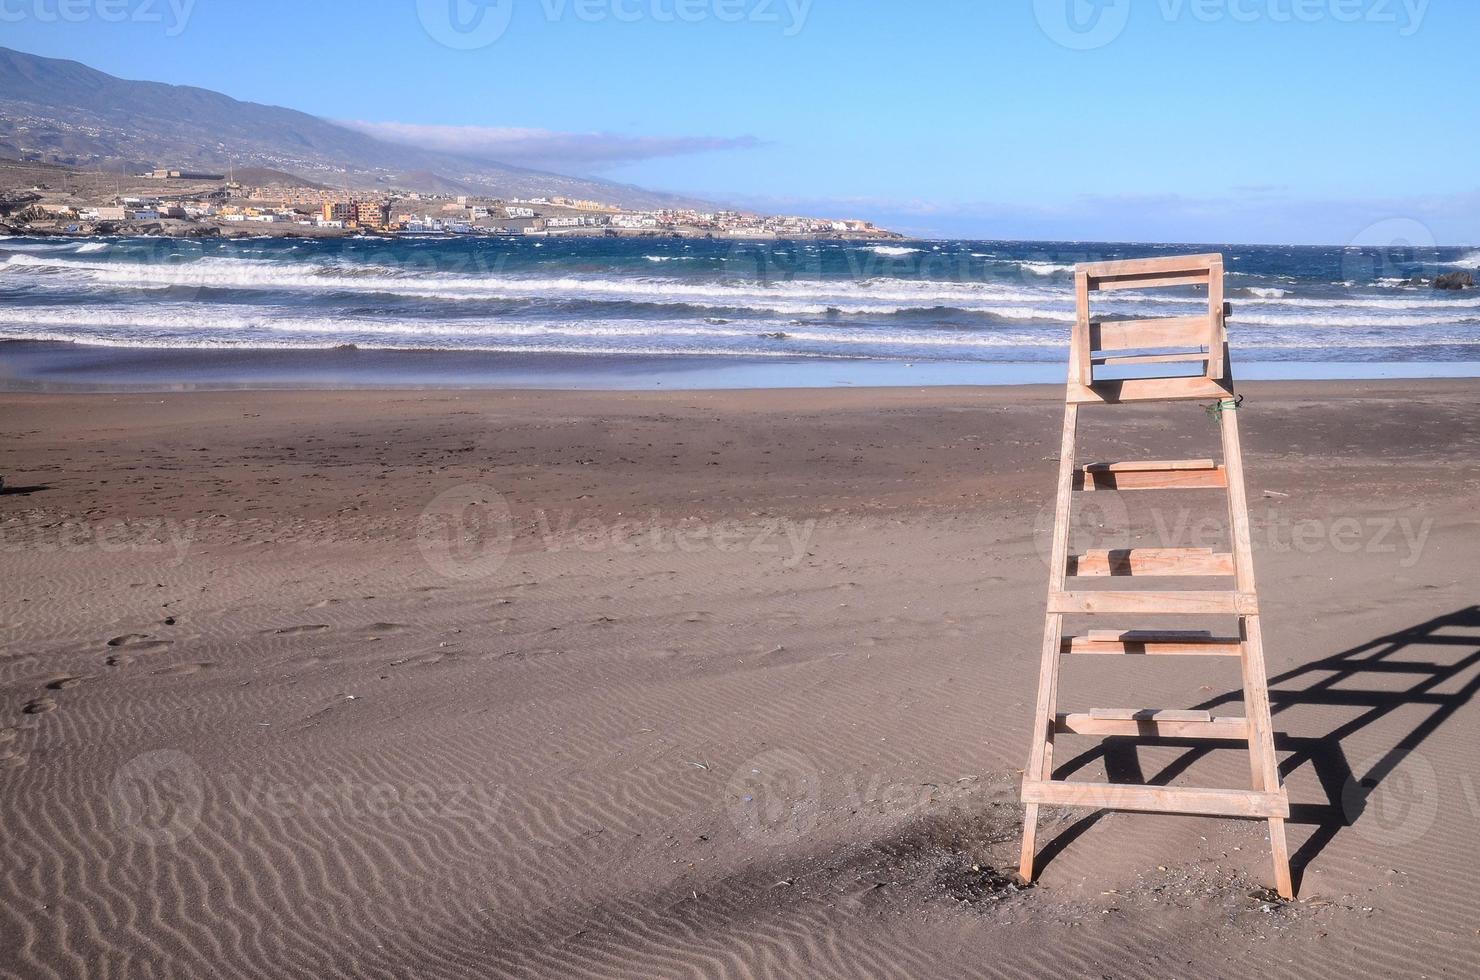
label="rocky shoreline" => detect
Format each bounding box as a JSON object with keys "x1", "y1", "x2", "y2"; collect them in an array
[{"x1": 0, "y1": 216, "x2": 904, "y2": 243}]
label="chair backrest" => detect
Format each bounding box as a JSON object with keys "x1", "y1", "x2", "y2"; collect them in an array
[{"x1": 1069, "y1": 253, "x2": 1228, "y2": 387}]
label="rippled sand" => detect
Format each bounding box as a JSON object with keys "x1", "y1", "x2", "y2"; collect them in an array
[{"x1": 2, "y1": 381, "x2": 1478, "y2": 978}]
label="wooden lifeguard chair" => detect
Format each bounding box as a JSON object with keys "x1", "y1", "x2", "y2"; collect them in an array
[{"x1": 1017, "y1": 253, "x2": 1292, "y2": 898}]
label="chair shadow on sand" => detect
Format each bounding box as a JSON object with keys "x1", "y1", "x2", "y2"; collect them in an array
[{"x1": 1034, "y1": 605, "x2": 1480, "y2": 892}]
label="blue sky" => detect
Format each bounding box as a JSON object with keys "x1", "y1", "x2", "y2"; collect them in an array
[{"x1": 5, "y1": 0, "x2": 1474, "y2": 243}]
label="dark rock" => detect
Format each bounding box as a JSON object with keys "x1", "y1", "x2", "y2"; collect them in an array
[{"x1": 1433, "y1": 270, "x2": 1475, "y2": 290}]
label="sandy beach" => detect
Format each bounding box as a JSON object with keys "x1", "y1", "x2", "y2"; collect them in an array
[{"x1": 3, "y1": 379, "x2": 1479, "y2": 978}]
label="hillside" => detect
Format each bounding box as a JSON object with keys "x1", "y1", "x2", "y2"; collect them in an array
[{"x1": 0, "y1": 46, "x2": 706, "y2": 209}]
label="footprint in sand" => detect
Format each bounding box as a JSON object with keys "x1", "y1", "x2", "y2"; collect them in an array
[
  {"x1": 271, "y1": 624, "x2": 330, "y2": 635},
  {"x1": 0, "y1": 729, "x2": 22, "y2": 767},
  {"x1": 105, "y1": 654, "x2": 131, "y2": 667},
  {"x1": 44, "y1": 675, "x2": 86, "y2": 691},
  {"x1": 22, "y1": 697, "x2": 57, "y2": 715},
  {"x1": 360, "y1": 623, "x2": 410, "y2": 640},
  {"x1": 153, "y1": 662, "x2": 213, "y2": 677},
  {"x1": 106, "y1": 634, "x2": 173, "y2": 652}
]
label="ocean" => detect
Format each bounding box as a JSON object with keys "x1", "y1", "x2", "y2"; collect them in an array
[{"x1": 2, "y1": 235, "x2": 1477, "y2": 369}]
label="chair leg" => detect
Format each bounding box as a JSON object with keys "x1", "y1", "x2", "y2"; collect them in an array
[
  {"x1": 1268, "y1": 817, "x2": 1293, "y2": 899},
  {"x1": 1019, "y1": 802, "x2": 1040, "y2": 881}
]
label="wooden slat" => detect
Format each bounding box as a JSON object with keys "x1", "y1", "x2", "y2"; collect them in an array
[
  {"x1": 1067, "y1": 375, "x2": 1235, "y2": 405},
  {"x1": 1089, "y1": 708, "x2": 1212, "y2": 722},
  {"x1": 1092, "y1": 351, "x2": 1208, "y2": 366},
  {"x1": 1075, "y1": 465, "x2": 1227, "y2": 491},
  {"x1": 1092, "y1": 271, "x2": 1212, "y2": 291},
  {"x1": 1021, "y1": 780, "x2": 1289, "y2": 818},
  {"x1": 1085, "y1": 459, "x2": 1216, "y2": 472},
  {"x1": 1207, "y1": 259, "x2": 1226, "y2": 379},
  {"x1": 1077, "y1": 254, "x2": 1220, "y2": 278},
  {"x1": 1072, "y1": 270, "x2": 1092, "y2": 386},
  {"x1": 1091, "y1": 316, "x2": 1211, "y2": 351},
  {"x1": 1048, "y1": 590, "x2": 1258, "y2": 615},
  {"x1": 1086, "y1": 628, "x2": 1211, "y2": 641},
  {"x1": 1056, "y1": 713, "x2": 1249, "y2": 739},
  {"x1": 1067, "y1": 547, "x2": 1235, "y2": 577},
  {"x1": 1063, "y1": 634, "x2": 1243, "y2": 656}
]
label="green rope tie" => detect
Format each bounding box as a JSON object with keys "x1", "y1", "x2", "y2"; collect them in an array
[{"x1": 1204, "y1": 395, "x2": 1244, "y2": 422}]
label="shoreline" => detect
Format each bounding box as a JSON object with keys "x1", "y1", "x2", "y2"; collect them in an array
[{"x1": 4, "y1": 340, "x2": 1480, "y2": 391}]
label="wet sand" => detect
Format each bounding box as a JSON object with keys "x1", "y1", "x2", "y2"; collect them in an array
[
  {"x1": 5, "y1": 339, "x2": 1480, "y2": 392},
  {"x1": 2, "y1": 380, "x2": 1479, "y2": 978}
]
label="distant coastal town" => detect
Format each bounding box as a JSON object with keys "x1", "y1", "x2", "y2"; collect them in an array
[{"x1": 0, "y1": 162, "x2": 902, "y2": 241}]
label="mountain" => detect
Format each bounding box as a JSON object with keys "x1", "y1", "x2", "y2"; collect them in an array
[{"x1": 0, "y1": 47, "x2": 705, "y2": 209}]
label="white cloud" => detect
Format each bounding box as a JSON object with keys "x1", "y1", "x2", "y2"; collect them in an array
[{"x1": 340, "y1": 120, "x2": 762, "y2": 172}]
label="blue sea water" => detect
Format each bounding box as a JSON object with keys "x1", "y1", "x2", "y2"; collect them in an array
[{"x1": 1, "y1": 235, "x2": 1477, "y2": 365}]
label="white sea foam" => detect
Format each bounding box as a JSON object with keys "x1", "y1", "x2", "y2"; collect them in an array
[
  {"x1": 5, "y1": 249, "x2": 1478, "y2": 362},
  {"x1": 0, "y1": 305, "x2": 1071, "y2": 357},
  {"x1": 12, "y1": 253, "x2": 1480, "y2": 315},
  {"x1": 0, "y1": 252, "x2": 1080, "y2": 316},
  {"x1": 1229, "y1": 311, "x2": 1468, "y2": 328},
  {"x1": 869, "y1": 246, "x2": 921, "y2": 256}
]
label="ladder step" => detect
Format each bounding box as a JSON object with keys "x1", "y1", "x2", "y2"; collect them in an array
[
  {"x1": 1021, "y1": 780, "x2": 1290, "y2": 818},
  {"x1": 1067, "y1": 375, "x2": 1235, "y2": 405},
  {"x1": 1084, "y1": 459, "x2": 1217, "y2": 472},
  {"x1": 1075, "y1": 459, "x2": 1227, "y2": 491},
  {"x1": 1063, "y1": 630, "x2": 1242, "y2": 656},
  {"x1": 1087, "y1": 628, "x2": 1210, "y2": 640},
  {"x1": 1088, "y1": 708, "x2": 1212, "y2": 722},
  {"x1": 1068, "y1": 547, "x2": 1234, "y2": 577},
  {"x1": 1056, "y1": 712, "x2": 1249, "y2": 739},
  {"x1": 1049, "y1": 590, "x2": 1258, "y2": 615}
]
